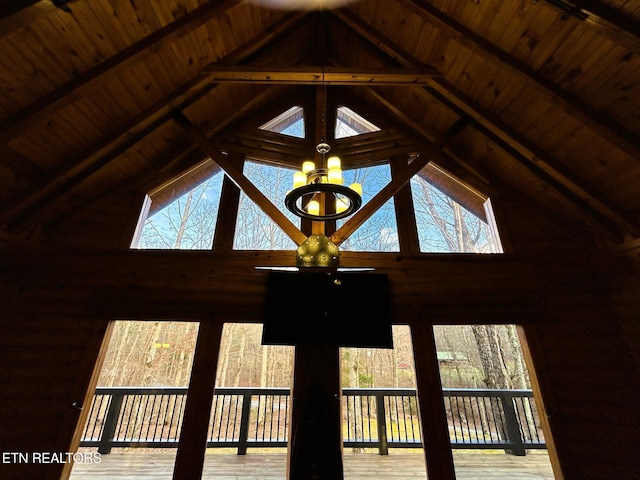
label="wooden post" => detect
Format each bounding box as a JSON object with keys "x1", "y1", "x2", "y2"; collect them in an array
[
  {"x1": 172, "y1": 320, "x2": 225, "y2": 480},
  {"x1": 213, "y1": 152, "x2": 245, "y2": 251},
  {"x1": 390, "y1": 155, "x2": 420, "y2": 254},
  {"x1": 410, "y1": 322, "x2": 457, "y2": 480},
  {"x1": 287, "y1": 86, "x2": 344, "y2": 479},
  {"x1": 287, "y1": 346, "x2": 344, "y2": 479}
]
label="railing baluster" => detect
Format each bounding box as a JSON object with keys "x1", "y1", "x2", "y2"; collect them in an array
[
  {"x1": 98, "y1": 392, "x2": 124, "y2": 454},
  {"x1": 237, "y1": 391, "x2": 253, "y2": 455},
  {"x1": 175, "y1": 394, "x2": 186, "y2": 441},
  {"x1": 375, "y1": 393, "x2": 388, "y2": 455},
  {"x1": 83, "y1": 387, "x2": 544, "y2": 454},
  {"x1": 500, "y1": 392, "x2": 526, "y2": 456},
  {"x1": 359, "y1": 396, "x2": 365, "y2": 445}
]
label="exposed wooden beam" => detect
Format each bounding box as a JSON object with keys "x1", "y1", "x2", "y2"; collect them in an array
[
  {"x1": 1, "y1": 248, "x2": 609, "y2": 322},
  {"x1": 213, "y1": 153, "x2": 245, "y2": 251},
  {"x1": 364, "y1": 87, "x2": 438, "y2": 144},
  {"x1": 426, "y1": 79, "x2": 640, "y2": 238},
  {"x1": 330, "y1": 119, "x2": 466, "y2": 246},
  {"x1": 334, "y1": 7, "x2": 638, "y2": 238},
  {"x1": 0, "y1": 0, "x2": 242, "y2": 144},
  {"x1": 46, "y1": 86, "x2": 302, "y2": 232},
  {"x1": 400, "y1": 0, "x2": 640, "y2": 161},
  {"x1": 2, "y1": 11, "x2": 309, "y2": 228},
  {"x1": 390, "y1": 155, "x2": 421, "y2": 253},
  {"x1": 174, "y1": 111, "x2": 307, "y2": 245},
  {"x1": 542, "y1": 0, "x2": 640, "y2": 56},
  {"x1": 218, "y1": 129, "x2": 312, "y2": 159},
  {"x1": 200, "y1": 65, "x2": 440, "y2": 84}
]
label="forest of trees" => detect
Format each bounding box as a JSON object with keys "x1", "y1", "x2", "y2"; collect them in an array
[{"x1": 98, "y1": 322, "x2": 529, "y2": 392}]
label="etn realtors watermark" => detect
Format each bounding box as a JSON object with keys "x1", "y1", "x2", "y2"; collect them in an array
[{"x1": 2, "y1": 452, "x2": 101, "y2": 464}]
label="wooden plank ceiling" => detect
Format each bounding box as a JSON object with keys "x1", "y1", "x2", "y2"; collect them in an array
[{"x1": 0, "y1": 0, "x2": 638, "y2": 249}]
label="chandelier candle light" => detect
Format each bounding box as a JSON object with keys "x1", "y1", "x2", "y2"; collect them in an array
[{"x1": 285, "y1": 142, "x2": 362, "y2": 221}]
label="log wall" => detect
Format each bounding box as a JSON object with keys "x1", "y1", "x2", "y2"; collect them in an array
[{"x1": 1, "y1": 196, "x2": 639, "y2": 480}]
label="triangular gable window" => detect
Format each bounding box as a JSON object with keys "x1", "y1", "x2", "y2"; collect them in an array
[
  {"x1": 134, "y1": 171, "x2": 225, "y2": 250},
  {"x1": 410, "y1": 166, "x2": 499, "y2": 253},
  {"x1": 259, "y1": 106, "x2": 305, "y2": 138},
  {"x1": 335, "y1": 106, "x2": 380, "y2": 139}
]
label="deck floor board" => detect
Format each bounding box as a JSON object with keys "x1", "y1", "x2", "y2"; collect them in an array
[{"x1": 70, "y1": 451, "x2": 555, "y2": 479}]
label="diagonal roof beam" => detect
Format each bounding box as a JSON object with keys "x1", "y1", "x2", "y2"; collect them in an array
[
  {"x1": 201, "y1": 65, "x2": 440, "y2": 84},
  {"x1": 333, "y1": 7, "x2": 639, "y2": 238},
  {"x1": 1, "y1": 10, "x2": 310, "y2": 228},
  {"x1": 541, "y1": 0, "x2": 640, "y2": 55},
  {"x1": 0, "y1": 0, "x2": 242, "y2": 144},
  {"x1": 423, "y1": 80, "x2": 640, "y2": 238},
  {"x1": 174, "y1": 111, "x2": 307, "y2": 246},
  {"x1": 44, "y1": 85, "x2": 309, "y2": 231},
  {"x1": 330, "y1": 119, "x2": 467, "y2": 246},
  {"x1": 400, "y1": 0, "x2": 640, "y2": 161}
]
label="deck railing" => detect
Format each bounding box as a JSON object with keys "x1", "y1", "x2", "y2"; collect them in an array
[{"x1": 80, "y1": 387, "x2": 545, "y2": 456}]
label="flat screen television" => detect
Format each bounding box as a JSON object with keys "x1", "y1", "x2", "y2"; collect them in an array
[{"x1": 262, "y1": 271, "x2": 393, "y2": 348}]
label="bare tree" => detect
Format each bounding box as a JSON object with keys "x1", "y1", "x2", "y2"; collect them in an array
[{"x1": 138, "y1": 176, "x2": 223, "y2": 250}]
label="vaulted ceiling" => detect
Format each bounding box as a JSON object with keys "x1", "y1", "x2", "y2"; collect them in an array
[{"x1": 0, "y1": 0, "x2": 639, "y2": 251}]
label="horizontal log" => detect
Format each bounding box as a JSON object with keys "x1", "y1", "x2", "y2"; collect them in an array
[
  {"x1": 0, "y1": 249, "x2": 614, "y2": 323},
  {"x1": 201, "y1": 65, "x2": 441, "y2": 85}
]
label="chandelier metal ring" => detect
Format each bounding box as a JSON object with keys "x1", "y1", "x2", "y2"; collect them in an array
[{"x1": 285, "y1": 183, "x2": 362, "y2": 221}]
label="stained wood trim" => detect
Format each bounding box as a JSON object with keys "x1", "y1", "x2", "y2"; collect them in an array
[
  {"x1": 330, "y1": 119, "x2": 466, "y2": 246},
  {"x1": 410, "y1": 322, "x2": 456, "y2": 480},
  {"x1": 57, "y1": 319, "x2": 114, "y2": 480},
  {"x1": 173, "y1": 321, "x2": 225, "y2": 480},
  {"x1": 483, "y1": 196, "x2": 511, "y2": 254},
  {"x1": 0, "y1": 0, "x2": 242, "y2": 144},
  {"x1": 125, "y1": 194, "x2": 152, "y2": 250},
  {"x1": 174, "y1": 111, "x2": 307, "y2": 245},
  {"x1": 517, "y1": 324, "x2": 565, "y2": 480},
  {"x1": 400, "y1": 0, "x2": 640, "y2": 161},
  {"x1": 201, "y1": 65, "x2": 440, "y2": 84}
]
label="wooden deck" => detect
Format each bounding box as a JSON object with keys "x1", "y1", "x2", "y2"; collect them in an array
[{"x1": 70, "y1": 451, "x2": 555, "y2": 479}]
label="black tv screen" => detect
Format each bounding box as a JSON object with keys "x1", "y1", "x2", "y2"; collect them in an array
[{"x1": 262, "y1": 271, "x2": 393, "y2": 348}]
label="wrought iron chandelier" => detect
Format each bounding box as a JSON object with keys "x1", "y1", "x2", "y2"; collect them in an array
[{"x1": 284, "y1": 142, "x2": 362, "y2": 221}]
